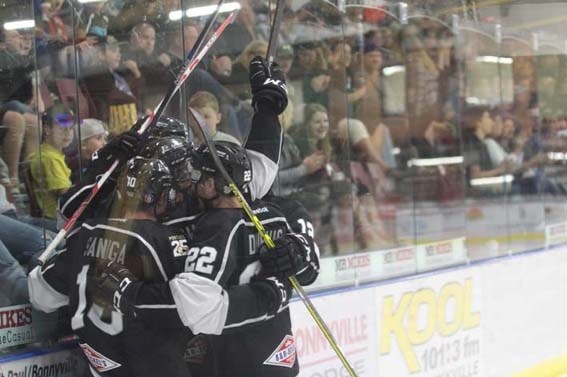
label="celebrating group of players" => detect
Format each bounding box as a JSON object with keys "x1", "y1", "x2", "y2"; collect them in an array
[{"x1": 27, "y1": 57, "x2": 320, "y2": 377}]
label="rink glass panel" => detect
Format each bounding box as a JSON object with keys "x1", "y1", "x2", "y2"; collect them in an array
[{"x1": 1, "y1": 0, "x2": 567, "y2": 353}]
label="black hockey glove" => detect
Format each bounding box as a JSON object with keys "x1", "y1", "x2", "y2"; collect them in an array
[
  {"x1": 249, "y1": 56, "x2": 288, "y2": 115},
  {"x1": 250, "y1": 275, "x2": 292, "y2": 316},
  {"x1": 86, "y1": 126, "x2": 141, "y2": 179},
  {"x1": 259, "y1": 233, "x2": 310, "y2": 278},
  {"x1": 90, "y1": 260, "x2": 139, "y2": 317}
]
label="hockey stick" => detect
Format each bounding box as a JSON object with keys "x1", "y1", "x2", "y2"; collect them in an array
[
  {"x1": 37, "y1": 10, "x2": 237, "y2": 265},
  {"x1": 265, "y1": 0, "x2": 285, "y2": 68},
  {"x1": 188, "y1": 108, "x2": 358, "y2": 377}
]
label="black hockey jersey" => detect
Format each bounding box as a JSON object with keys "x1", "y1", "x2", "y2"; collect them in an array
[
  {"x1": 184, "y1": 199, "x2": 299, "y2": 377},
  {"x1": 29, "y1": 218, "x2": 192, "y2": 377}
]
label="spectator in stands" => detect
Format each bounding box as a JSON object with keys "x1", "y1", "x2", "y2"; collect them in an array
[
  {"x1": 124, "y1": 21, "x2": 173, "y2": 111},
  {"x1": 289, "y1": 41, "x2": 327, "y2": 80},
  {"x1": 0, "y1": 213, "x2": 54, "y2": 264},
  {"x1": 0, "y1": 30, "x2": 42, "y2": 191},
  {"x1": 289, "y1": 104, "x2": 337, "y2": 211},
  {"x1": 275, "y1": 101, "x2": 326, "y2": 197},
  {"x1": 303, "y1": 67, "x2": 330, "y2": 107},
  {"x1": 334, "y1": 118, "x2": 391, "y2": 169},
  {"x1": 277, "y1": 43, "x2": 295, "y2": 83},
  {"x1": 166, "y1": 21, "x2": 200, "y2": 67},
  {"x1": 38, "y1": 0, "x2": 72, "y2": 45},
  {"x1": 82, "y1": 0, "x2": 109, "y2": 39},
  {"x1": 462, "y1": 106, "x2": 514, "y2": 192},
  {"x1": 327, "y1": 39, "x2": 359, "y2": 127},
  {"x1": 188, "y1": 91, "x2": 240, "y2": 145},
  {"x1": 0, "y1": 239, "x2": 28, "y2": 306},
  {"x1": 227, "y1": 40, "x2": 268, "y2": 101},
  {"x1": 412, "y1": 119, "x2": 457, "y2": 158},
  {"x1": 109, "y1": 0, "x2": 165, "y2": 41},
  {"x1": 28, "y1": 112, "x2": 74, "y2": 221},
  {"x1": 84, "y1": 36, "x2": 139, "y2": 134},
  {"x1": 500, "y1": 115, "x2": 519, "y2": 153},
  {"x1": 208, "y1": 49, "x2": 234, "y2": 85},
  {"x1": 352, "y1": 41, "x2": 384, "y2": 137},
  {"x1": 67, "y1": 118, "x2": 108, "y2": 183},
  {"x1": 217, "y1": 0, "x2": 260, "y2": 59}
]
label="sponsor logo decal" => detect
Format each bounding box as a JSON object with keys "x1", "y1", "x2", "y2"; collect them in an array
[
  {"x1": 184, "y1": 336, "x2": 208, "y2": 364},
  {"x1": 79, "y1": 343, "x2": 121, "y2": 372},
  {"x1": 263, "y1": 335, "x2": 296, "y2": 368}
]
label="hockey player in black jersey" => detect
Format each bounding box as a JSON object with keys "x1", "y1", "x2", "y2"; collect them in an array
[
  {"x1": 94, "y1": 141, "x2": 320, "y2": 377},
  {"x1": 77, "y1": 56, "x2": 319, "y2": 376},
  {"x1": 29, "y1": 155, "x2": 295, "y2": 377},
  {"x1": 31, "y1": 157, "x2": 194, "y2": 377}
]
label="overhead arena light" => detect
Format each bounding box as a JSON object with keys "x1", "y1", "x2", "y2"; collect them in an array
[
  {"x1": 186, "y1": 2, "x2": 240, "y2": 18},
  {"x1": 169, "y1": 2, "x2": 241, "y2": 21},
  {"x1": 548, "y1": 152, "x2": 567, "y2": 161},
  {"x1": 470, "y1": 175, "x2": 514, "y2": 186},
  {"x1": 475, "y1": 56, "x2": 513, "y2": 64},
  {"x1": 3, "y1": 19, "x2": 35, "y2": 30},
  {"x1": 407, "y1": 156, "x2": 463, "y2": 168},
  {"x1": 169, "y1": 10, "x2": 183, "y2": 21},
  {"x1": 383, "y1": 65, "x2": 405, "y2": 76}
]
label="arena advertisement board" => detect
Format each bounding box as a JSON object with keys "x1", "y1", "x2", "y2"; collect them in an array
[
  {"x1": 309, "y1": 238, "x2": 465, "y2": 291},
  {"x1": 0, "y1": 346, "x2": 86, "y2": 377},
  {"x1": 293, "y1": 245, "x2": 567, "y2": 377},
  {"x1": 376, "y1": 270, "x2": 482, "y2": 377},
  {"x1": 0, "y1": 305, "x2": 35, "y2": 350},
  {"x1": 545, "y1": 222, "x2": 567, "y2": 248},
  {"x1": 290, "y1": 288, "x2": 378, "y2": 377},
  {"x1": 415, "y1": 237, "x2": 467, "y2": 272}
]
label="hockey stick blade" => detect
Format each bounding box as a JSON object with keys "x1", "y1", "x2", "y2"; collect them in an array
[
  {"x1": 37, "y1": 11, "x2": 237, "y2": 265},
  {"x1": 187, "y1": 107, "x2": 358, "y2": 377}
]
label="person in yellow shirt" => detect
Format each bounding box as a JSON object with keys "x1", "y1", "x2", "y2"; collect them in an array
[{"x1": 29, "y1": 112, "x2": 74, "y2": 221}]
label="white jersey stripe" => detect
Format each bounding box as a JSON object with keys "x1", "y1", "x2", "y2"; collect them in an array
[
  {"x1": 134, "y1": 304, "x2": 177, "y2": 309},
  {"x1": 164, "y1": 215, "x2": 200, "y2": 226},
  {"x1": 60, "y1": 182, "x2": 96, "y2": 214}
]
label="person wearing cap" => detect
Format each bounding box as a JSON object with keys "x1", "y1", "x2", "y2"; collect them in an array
[
  {"x1": 289, "y1": 41, "x2": 325, "y2": 80},
  {"x1": 68, "y1": 118, "x2": 109, "y2": 184},
  {"x1": 275, "y1": 44, "x2": 296, "y2": 102},
  {"x1": 28, "y1": 111, "x2": 75, "y2": 221}
]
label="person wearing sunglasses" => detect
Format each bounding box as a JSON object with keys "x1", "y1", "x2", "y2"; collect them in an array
[{"x1": 28, "y1": 112, "x2": 75, "y2": 224}]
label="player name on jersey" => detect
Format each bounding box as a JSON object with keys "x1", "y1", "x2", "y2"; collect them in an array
[
  {"x1": 247, "y1": 228, "x2": 285, "y2": 255},
  {"x1": 83, "y1": 236, "x2": 126, "y2": 264}
]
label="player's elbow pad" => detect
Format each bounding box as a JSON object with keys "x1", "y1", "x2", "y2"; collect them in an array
[
  {"x1": 169, "y1": 273, "x2": 229, "y2": 335},
  {"x1": 28, "y1": 266, "x2": 69, "y2": 313}
]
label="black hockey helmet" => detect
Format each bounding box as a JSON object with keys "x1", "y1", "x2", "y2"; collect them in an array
[
  {"x1": 118, "y1": 157, "x2": 176, "y2": 210},
  {"x1": 146, "y1": 116, "x2": 191, "y2": 141},
  {"x1": 190, "y1": 141, "x2": 252, "y2": 195},
  {"x1": 139, "y1": 137, "x2": 193, "y2": 189}
]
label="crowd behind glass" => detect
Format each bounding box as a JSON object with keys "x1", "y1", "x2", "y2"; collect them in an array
[{"x1": 1, "y1": 0, "x2": 567, "y2": 352}]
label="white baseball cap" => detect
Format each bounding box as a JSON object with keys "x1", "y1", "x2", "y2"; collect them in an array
[{"x1": 80, "y1": 118, "x2": 108, "y2": 141}]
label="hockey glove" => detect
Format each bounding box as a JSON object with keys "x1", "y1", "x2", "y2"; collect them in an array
[
  {"x1": 249, "y1": 56, "x2": 288, "y2": 115},
  {"x1": 250, "y1": 275, "x2": 292, "y2": 316},
  {"x1": 91, "y1": 260, "x2": 139, "y2": 316},
  {"x1": 259, "y1": 233, "x2": 310, "y2": 278}
]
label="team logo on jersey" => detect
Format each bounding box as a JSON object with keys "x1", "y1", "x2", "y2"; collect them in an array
[
  {"x1": 79, "y1": 343, "x2": 122, "y2": 372},
  {"x1": 184, "y1": 336, "x2": 208, "y2": 364},
  {"x1": 263, "y1": 335, "x2": 296, "y2": 368}
]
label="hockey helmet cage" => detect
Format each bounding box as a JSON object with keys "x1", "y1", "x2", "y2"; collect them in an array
[
  {"x1": 118, "y1": 157, "x2": 176, "y2": 207},
  {"x1": 146, "y1": 116, "x2": 190, "y2": 141},
  {"x1": 190, "y1": 141, "x2": 252, "y2": 194},
  {"x1": 139, "y1": 137, "x2": 193, "y2": 188}
]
